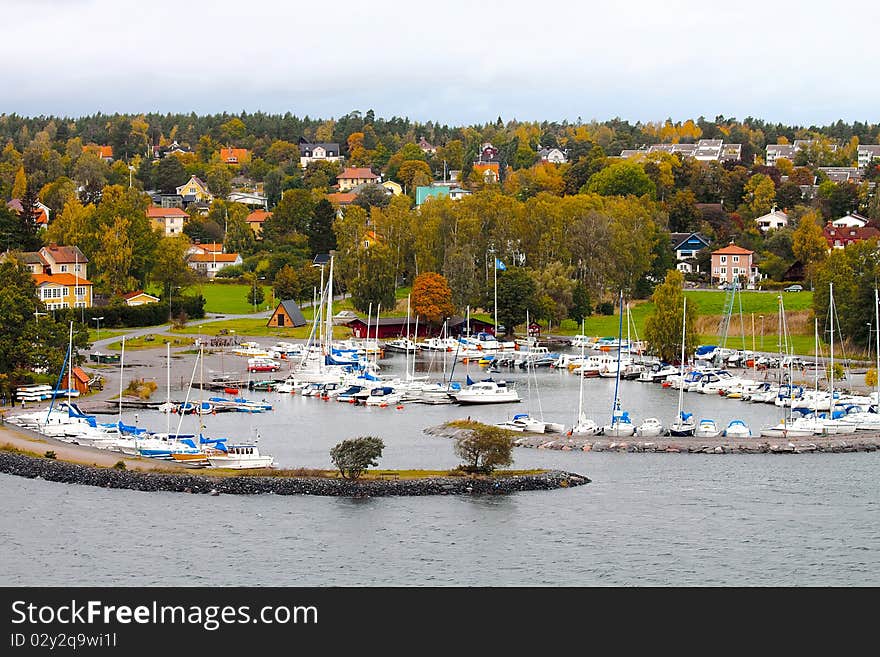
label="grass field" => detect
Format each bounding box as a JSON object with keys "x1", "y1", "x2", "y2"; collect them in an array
[
  {"x1": 106, "y1": 335, "x2": 196, "y2": 351},
  {"x1": 170, "y1": 318, "x2": 314, "y2": 339}
]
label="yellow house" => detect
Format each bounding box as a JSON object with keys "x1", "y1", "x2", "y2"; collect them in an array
[
  {"x1": 382, "y1": 180, "x2": 403, "y2": 196},
  {"x1": 33, "y1": 273, "x2": 93, "y2": 310},
  {"x1": 175, "y1": 176, "x2": 214, "y2": 203}
]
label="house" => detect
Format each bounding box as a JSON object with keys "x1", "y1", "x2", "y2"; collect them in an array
[
  {"x1": 187, "y1": 252, "x2": 243, "y2": 279},
  {"x1": 857, "y1": 144, "x2": 880, "y2": 169},
  {"x1": 153, "y1": 140, "x2": 191, "y2": 159},
  {"x1": 337, "y1": 167, "x2": 378, "y2": 191},
  {"x1": 266, "y1": 299, "x2": 307, "y2": 328},
  {"x1": 146, "y1": 206, "x2": 188, "y2": 236},
  {"x1": 227, "y1": 191, "x2": 268, "y2": 208},
  {"x1": 175, "y1": 176, "x2": 214, "y2": 204},
  {"x1": 755, "y1": 207, "x2": 789, "y2": 232},
  {"x1": 219, "y1": 147, "x2": 250, "y2": 165},
  {"x1": 33, "y1": 273, "x2": 93, "y2": 310},
  {"x1": 538, "y1": 147, "x2": 567, "y2": 164},
  {"x1": 83, "y1": 144, "x2": 113, "y2": 161},
  {"x1": 148, "y1": 192, "x2": 185, "y2": 209},
  {"x1": 415, "y1": 185, "x2": 471, "y2": 206},
  {"x1": 765, "y1": 144, "x2": 797, "y2": 167},
  {"x1": 186, "y1": 242, "x2": 224, "y2": 257},
  {"x1": 7, "y1": 198, "x2": 51, "y2": 226},
  {"x1": 246, "y1": 209, "x2": 272, "y2": 236},
  {"x1": 819, "y1": 167, "x2": 862, "y2": 184},
  {"x1": 299, "y1": 140, "x2": 343, "y2": 167},
  {"x1": 710, "y1": 243, "x2": 759, "y2": 285},
  {"x1": 670, "y1": 232, "x2": 710, "y2": 267},
  {"x1": 122, "y1": 291, "x2": 160, "y2": 306},
  {"x1": 326, "y1": 192, "x2": 357, "y2": 217},
  {"x1": 628, "y1": 139, "x2": 743, "y2": 163},
  {"x1": 831, "y1": 212, "x2": 869, "y2": 228},
  {"x1": 823, "y1": 220, "x2": 880, "y2": 249},
  {"x1": 34, "y1": 244, "x2": 88, "y2": 278},
  {"x1": 346, "y1": 314, "x2": 495, "y2": 339},
  {"x1": 418, "y1": 137, "x2": 436, "y2": 155},
  {"x1": 472, "y1": 161, "x2": 501, "y2": 183},
  {"x1": 382, "y1": 180, "x2": 403, "y2": 196},
  {"x1": 70, "y1": 366, "x2": 91, "y2": 396}
]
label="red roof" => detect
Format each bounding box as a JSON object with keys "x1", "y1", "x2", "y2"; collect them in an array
[
  {"x1": 147, "y1": 206, "x2": 188, "y2": 218},
  {"x1": 326, "y1": 192, "x2": 357, "y2": 205},
  {"x1": 189, "y1": 253, "x2": 241, "y2": 263},
  {"x1": 246, "y1": 210, "x2": 272, "y2": 223},
  {"x1": 41, "y1": 244, "x2": 88, "y2": 264},
  {"x1": 823, "y1": 224, "x2": 880, "y2": 247},
  {"x1": 33, "y1": 273, "x2": 93, "y2": 286},
  {"x1": 83, "y1": 144, "x2": 113, "y2": 158},
  {"x1": 71, "y1": 366, "x2": 90, "y2": 384},
  {"x1": 337, "y1": 167, "x2": 377, "y2": 180},
  {"x1": 191, "y1": 242, "x2": 223, "y2": 253},
  {"x1": 8, "y1": 199, "x2": 49, "y2": 224},
  {"x1": 220, "y1": 147, "x2": 249, "y2": 163},
  {"x1": 712, "y1": 244, "x2": 753, "y2": 256}
]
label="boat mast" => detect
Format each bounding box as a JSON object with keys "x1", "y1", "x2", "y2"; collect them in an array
[
  {"x1": 366, "y1": 302, "x2": 372, "y2": 349},
  {"x1": 118, "y1": 335, "x2": 125, "y2": 428},
  {"x1": 610, "y1": 290, "x2": 623, "y2": 424},
  {"x1": 324, "y1": 255, "x2": 334, "y2": 354},
  {"x1": 829, "y1": 282, "x2": 834, "y2": 418},
  {"x1": 166, "y1": 341, "x2": 171, "y2": 436},
  {"x1": 676, "y1": 297, "x2": 687, "y2": 423},
  {"x1": 577, "y1": 319, "x2": 585, "y2": 424},
  {"x1": 875, "y1": 288, "x2": 879, "y2": 407},
  {"x1": 66, "y1": 321, "x2": 73, "y2": 407}
]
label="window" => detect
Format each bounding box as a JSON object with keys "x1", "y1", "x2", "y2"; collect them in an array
[
  {"x1": 74, "y1": 264, "x2": 81, "y2": 272},
  {"x1": 733, "y1": 256, "x2": 739, "y2": 263},
  {"x1": 721, "y1": 267, "x2": 727, "y2": 274},
  {"x1": 720, "y1": 256, "x2": 727, "y2": 263},
  {"x1": 75, "y1": 287, "x2": 86, "y2": 298},
  {"x1": 733, "y1": 268, "x2": 739, "y2": 275},
  {"x1": 60, "y1": 264, "x2": 68, "y2": 272}
]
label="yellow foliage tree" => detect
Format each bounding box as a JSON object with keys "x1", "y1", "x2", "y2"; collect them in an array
[{"x1": 12, "y1": 166, "x2": 27, "y2": 199}]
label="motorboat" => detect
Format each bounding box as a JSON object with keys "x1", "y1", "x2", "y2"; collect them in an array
[
  {"x1": 364, "y1": 386, "x2": 403, "y2": 407},
  {"x1": 207, "y1": 444, "x2": 275, "y2": 469},
  {"x1": 723, "y1": 419, "x2": 752, "y2": 438},
  {"x1": 694, "y1": 418, "x2": 721, "y2": 438},
  {"x1": 451, "y1": 379, "x2": 520, "y2": 404},
  {"x1": 383, "y1": 338, "x2": 419, "y2": 353},
  {"x1": 635, "y1": 417, "x2": 664, "y2": 437},
  {"x1": 759, "y1": 418, "x2": 817, "y2": 438},
  {"x1": 498, "y1": 413, "x2": 546, "y2": 433}
]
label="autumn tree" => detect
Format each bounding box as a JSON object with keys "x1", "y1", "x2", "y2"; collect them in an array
[
  {"x1": 644, "y1": 269, "x2": 698, "y2": 363},
  {"x1": 92, "y1": 216, "x2": 136, "y2": 295},
  {"x1": 397, "y1": 160, "x2": 433, "y2": 193},
  {"x1": 532, "y1": 261, "x2": 575, "y2": 324},
  {"x1": 150, "y1": 235, "x2": 195, "y2": 301},
  {"x1": 411, "y1": 272, "x2": 455, "y2": 328},
  {"x1": 585, "y1": 161, "x2": 655, "y2": 198},
  {"x1": 792, "y1": 210, "x2": 828, "y2": 287},
  {"x1": 350, "y1": 242, "x2": 397, "y2": 313}
]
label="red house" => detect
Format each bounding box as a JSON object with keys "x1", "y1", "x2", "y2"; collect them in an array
[{"x1": 346, "y1": 315, "x2": 494, "y2": 339}]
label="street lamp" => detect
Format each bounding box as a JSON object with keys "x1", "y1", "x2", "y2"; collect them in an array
[{"x1": 92, "y1": 316, "x2": 104, "y2": 341}]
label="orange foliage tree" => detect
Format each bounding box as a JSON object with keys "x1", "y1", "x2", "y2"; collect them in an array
[{"x1": 411, "y1": 272, "x2": 455, "y2": 328}]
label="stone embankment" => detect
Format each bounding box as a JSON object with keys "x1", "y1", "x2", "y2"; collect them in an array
[
  {"x1": 0, "y1": 450, "x2": 589, "y2": 497},
  {"x1": 426, "y1": 424, "x2": 880, "y2": 454}
]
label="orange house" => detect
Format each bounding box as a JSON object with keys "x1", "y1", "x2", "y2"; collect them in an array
[
  {"x1": 710, "y1": 243, "x2": 758, "y2": 285},
  {"x1": 220, "y1": 147, "x2": 250, "y2": 165}
]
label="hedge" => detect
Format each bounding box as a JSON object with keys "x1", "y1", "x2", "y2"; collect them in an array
[{"x1": 54, "y1": 295, "x2": 206, "y2": 328}]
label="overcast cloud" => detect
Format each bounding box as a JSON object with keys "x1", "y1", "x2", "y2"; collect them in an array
[{"x1": 1, "y1": 0, "x2": 876, "y2": 125}]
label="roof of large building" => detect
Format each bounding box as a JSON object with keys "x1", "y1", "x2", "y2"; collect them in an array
[
  {"x1": 246, "y1": 209, "x2": 272, "y2": 223},
  {"x1": 188, "y1": 253, "x2": 241, "y2": 263},
  {"x1": 712, "y1": 244, "x2": 754, "y2": 256},
  {"x1": 220, "y1": 147, "x2": 249, "y2": 162},
  {"x1": 146, "y1": 206, "x2": 189, "y2": 218},
  {"x1": 32, "y1": 273, "x2": 93, "y2": 286},
  {"x1": 337, "y1": 167, "x2": 378, "y2": 180},
  {"x1": 41, "y1": 244, "x2": 88, "y2": 264}
]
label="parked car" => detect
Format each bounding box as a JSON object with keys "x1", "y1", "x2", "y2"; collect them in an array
[{"x1": 784, "y1": 284, "x2": 804, "y2": 292}]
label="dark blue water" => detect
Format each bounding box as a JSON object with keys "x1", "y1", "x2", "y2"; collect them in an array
[{"x1": 3, "y1": 351, "x2": 878, "y2": 586}]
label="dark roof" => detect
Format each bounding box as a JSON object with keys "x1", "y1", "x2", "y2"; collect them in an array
[
  {"x1": 299, "y1": 142, "x2": 340, "y2": 155},
  {"x1": 271, "y1": 300, "x2": 306, "y2": 327},
  {"x1": 670, "y1": 232, "x2": 710, "y2": 250}
]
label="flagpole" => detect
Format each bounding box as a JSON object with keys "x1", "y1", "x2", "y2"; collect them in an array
[{"x1": 494, "y1": 260, "x2": 498, "y2": 336}]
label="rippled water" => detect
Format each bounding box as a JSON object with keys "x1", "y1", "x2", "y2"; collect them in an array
[{"x1": 3, "y1": 351, "x2": 878, "y2": 586}]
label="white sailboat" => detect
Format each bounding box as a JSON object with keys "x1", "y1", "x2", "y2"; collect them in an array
[
  {"x1": 569, "y1": 319, "x2": 599, "y2": 436},
  {"x1": 602, "y1": 292, "x2": 636, "y2": 437}
]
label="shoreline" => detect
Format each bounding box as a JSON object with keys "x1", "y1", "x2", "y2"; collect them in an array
[
  {"x1": 0, "y1": 426, "x2": 589, "y2": 497},
  {"x1": 425, "y1": 423, "x2": 880, "y2": 454}
]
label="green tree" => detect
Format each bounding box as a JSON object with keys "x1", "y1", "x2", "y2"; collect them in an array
[
  {"x1": 309, "y1": 199, "x2": 338, "y2": 255},
  {"x1": 532, "y1": 261, "x2": 575, "y2": 324},
  {"x1": 453, "y1": 423, "x2": 514, "y2": 473},
  {"x1": 207, "y1": 165, "x2": 232, "y2": 198},
  {"x1": 330, "y1": 436, "x2": 385, "y2": 480},
  {"x1": 150, "y1": 236, "x2": 195, "y2": 301},
  {"x1": 350, "y1": 242, "x2": 396, "y2": 312},
  {"x1": 224, "y1": 214, "x2": 255, "y2": 255},
  {"x1": 643, "y1": 269, "x2": 698, "y2": 363},
  {"x1": 411, "y1": 272, "x2": 455, "y2": 327},
  {"x1": 244, "y1": 273, "x2": 266, "y2": 309},
  {"x1": 92, "y1": 215, "x2": 136, "y2": 295},
  {"x1": 569, "y1": 281, "x2": 592, "y2": 325},
  {"x1": 155, "y1": 156, "x2": 186, "y2": 194},
  {"x1": 743, "y1": 173, "x2": 776, "y2": 217},
  {"x1": 262, "y1": 188, "x2": 314, "y2": 244},
  {"x1": 585, "y1": 161, "x2": 655, "y2": 198},
  {"x1": 494, "y1": 267, "x2": 537, "y2": 336}
]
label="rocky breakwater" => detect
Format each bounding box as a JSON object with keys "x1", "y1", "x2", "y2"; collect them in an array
[
  {"x1": 425, "y1": 423, "x2": 880, "y2": 454},
  {"x1": 0, "y1": 450, "x2": 589, "y2": 497}
]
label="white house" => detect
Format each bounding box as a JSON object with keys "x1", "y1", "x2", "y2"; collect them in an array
[
  {"x1": 538, "y1": 147, "x2": 567, "y2": 164},
  {"x1": 187, "y1": 252, "x2": 243, "y2": 279},
  {"x1": 299, "y1": 142, "x2": 343, "y2": 168},
  {"x1": 857, "y1": 145, "x2": 880, "y2": 169},
  {"x1": 755, "y1": 207, "x2": 789, "y2": 232},
  {"x1": 831, "y1": 212, "x2": 869, "y2": 228}
]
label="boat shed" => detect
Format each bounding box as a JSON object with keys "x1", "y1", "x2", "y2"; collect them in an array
[
  {"x1": 346, "y1": 315, "x2": 494, "y2": 339},
  {"x1": 71, "y1": 366, "x2": 91, "y2": 395},
  {"x1": 266, "y1": 300, "x2": 307, "y2": 328}
]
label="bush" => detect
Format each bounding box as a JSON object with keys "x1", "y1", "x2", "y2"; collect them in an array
[
  {"x1": 330, "y1": 436, "x2": 385, "y2": 480},
  {"x1": 124, "y1": 378, "x2": 158, "y2": 400},
  {"x1": 44, "y1": 450, "x2": 56, "y2": 459},
  {"x1": 215, "y1": 265, "x2": 245, "y2": 279},
  {"x1": 113, "y1": 460, "x2": 127, "y2": 470},
  {"x1": 75, "y1": 295, "x2": 206, "y2": 328},
  {"x1": 454, "y1": 423, "x2": 514, "y2": 474},
  {"x1": 597, "y1": 301, "x2": 614, "y2": 315}
]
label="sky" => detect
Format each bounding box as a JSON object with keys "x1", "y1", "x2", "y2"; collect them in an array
[{"x1": 2, "y1": 0, "x2": 877, "y2": 126}]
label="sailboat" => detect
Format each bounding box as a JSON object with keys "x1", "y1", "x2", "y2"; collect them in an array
[
  {"x1": 669, "y1": 297, "x2": 696, "y2": 436},
  {"x1": 602, "y1": 292, "x2": 636, "y2": 437},
  {"x1": 568, "y1": 320, "x2": 599, "y2": 435}
]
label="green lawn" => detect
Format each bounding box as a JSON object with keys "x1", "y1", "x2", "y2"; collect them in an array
[
  {"x1": 171, "y1": 318, "x2": 314, "y2": 339},
  {"x1": 182, "y1": 283, "x2": 274, "y2": 315},
  {"x1": 106, "y1": 335, "x2": 196, "y2": 351}
]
